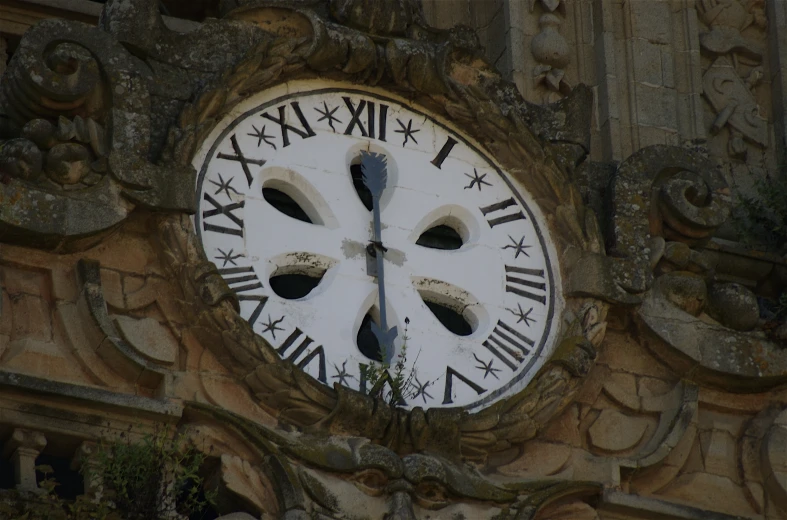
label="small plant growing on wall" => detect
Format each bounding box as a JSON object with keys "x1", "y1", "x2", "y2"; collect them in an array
[
  {"x1": 737, "y1": 171, "x2": 787, "y2": 344},
  {"x1": 737, "y1": 172, "x2": 787, "y2": 254},
  {"x1": 362, "y1": 317, "x2": 423, "y2": 406}
]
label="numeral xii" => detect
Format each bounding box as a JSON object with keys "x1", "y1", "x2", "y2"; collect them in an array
[{"x1": 343, "y1": 97, "x2": 388, "y2": 141}]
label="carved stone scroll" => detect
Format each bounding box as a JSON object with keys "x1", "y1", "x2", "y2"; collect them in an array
[{"x1": 0, "y1": 17, "x2": 196, "y2": 249}]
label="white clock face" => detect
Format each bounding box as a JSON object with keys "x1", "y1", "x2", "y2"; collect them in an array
[{"x1": 193, "y1": 82, "x2": 560, "y2": 410}]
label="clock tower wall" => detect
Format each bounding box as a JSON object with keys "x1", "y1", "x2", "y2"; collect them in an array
[{"x1": 0, "y1": 1, "x2": 785, "y2": 520}]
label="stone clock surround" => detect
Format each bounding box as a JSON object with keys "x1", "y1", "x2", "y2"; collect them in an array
[
  {"x1": 159, "y1": 2, "x2": 607, "y2": 466},
  {"x1": 192, "y1": 81, "x2": 562, "y2": 410}
]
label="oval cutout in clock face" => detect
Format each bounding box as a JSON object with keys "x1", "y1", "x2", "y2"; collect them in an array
[{"x1": 193, "y1": 81, "x2": 561, "y2": 410}]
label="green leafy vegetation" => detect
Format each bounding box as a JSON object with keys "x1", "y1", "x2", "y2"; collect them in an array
[
  {"x1": 736, "y1": 172, "x2": 787, "y2": 253},
  {"x1": 0, "y1": 430, "x2": 214, "y2": 520}
]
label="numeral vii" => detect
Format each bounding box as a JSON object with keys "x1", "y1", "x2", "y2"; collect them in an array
[
  {"x1": 343, "y1": 97, "x2": 388, "y2": 141},
  {"x1": 505, "y1": 266, "x2": 546, "y2": 305},
  {"x1": 482, "y1": 320, "x2": 534, "y2": 371},
  {"x1": 277, "y1": 328, "x2": 327, "y2": 383},
  {"x1": 480, "y1": 198, "x2": 525, "y2": 227}
]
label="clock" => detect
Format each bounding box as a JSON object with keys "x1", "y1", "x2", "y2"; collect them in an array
[{"x1": 193, "y1": 81, "x2": 561, "y2": 410}]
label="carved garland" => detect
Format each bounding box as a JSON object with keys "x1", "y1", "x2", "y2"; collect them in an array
[{"x1": 157, "y1": 5, "x2": 607, "y2": 467}]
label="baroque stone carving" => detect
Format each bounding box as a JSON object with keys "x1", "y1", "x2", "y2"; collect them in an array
[
  {"x1": 703, "y1": 57, "x2": 767, "y2": 157},
  {"x1": 0, "y1": 20, "x2": 196, "y2": 249},
  {"x1": 697, "y1": 0, "x2": 769, "y2": 159},
  {"x1": 184, "y1": 403, "x2": 602, "y2": 519},
  {"x1": 143, "y1": 0, "x2": 609, "y2": 468},
  {"x1": 598, "y1": 145, "x2": 731, "y2": 305}
]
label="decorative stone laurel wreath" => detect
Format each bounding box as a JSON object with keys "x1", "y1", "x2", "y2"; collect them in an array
[{"x1": 157, "y1": 4, "x2": 607, "y2": 467}]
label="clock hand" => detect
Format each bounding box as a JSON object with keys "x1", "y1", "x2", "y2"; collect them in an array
[{"x1": 359, "y1": 150, "x2": 398, "y2": 363}]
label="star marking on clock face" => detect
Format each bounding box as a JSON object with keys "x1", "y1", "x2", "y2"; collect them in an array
[
  {"x1": 411, "y1": 375, "x2": 433, "y2": 404},
  {"x1": 473, "y1": 354, "x2": 501, "y2": 380},
  {"x1": 194, "y1": 83, "x2": 560, "y2": 410},
  {"x1": 503, "y1": 234, "x2": 531, "y2": 258},
  {"x1": 394, "y1": 118, "x2": 420, "y2": 146},
  {"x1": 215, "y1": 248, "x2": 243, "y2": 267},
  {"x1": 332, "y1": 361, "x2": 354, "y2": 386},
  {"x1": 507, "y1": 303, "x2": 536, "y2": 327},
  {"x1": 315, "y1": 101, "x2": 342, "y2": 132},
  {"x1": 209, "y1": 174, "x2": 239, "y2": 198},
  {"x1": 248, "y1": 124, "x2": 277, "y2": 149},
  {"x1": 464, "y1": 168, "x2": 492, "y2": 191},
  {"x1": 261, "y1": 315, "x2": 285, "y2": 339}
]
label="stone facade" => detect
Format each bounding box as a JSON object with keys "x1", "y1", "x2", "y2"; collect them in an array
[{"x1": 0, "y1": 1, "x2": 785, "y2": 519}]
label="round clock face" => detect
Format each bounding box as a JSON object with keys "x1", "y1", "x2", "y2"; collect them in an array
[{"x1": 193, "y1": 82, "x2": 561, "y2": 410}]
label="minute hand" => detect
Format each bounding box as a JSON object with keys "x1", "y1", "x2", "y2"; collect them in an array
[{"x1": 360, "y1": 150, "x2": 398, "y2": 362}]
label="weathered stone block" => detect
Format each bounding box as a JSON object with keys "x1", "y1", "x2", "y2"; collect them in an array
[
  {"x1": 630, "y1": 0, "x2": 671, "y2": 45},
  {"x1": 635, "y1": 84, "x2": 678, "y2": 129},
  {"x1": 633, "y1": 39, "x2": 663, "y2": 86}
]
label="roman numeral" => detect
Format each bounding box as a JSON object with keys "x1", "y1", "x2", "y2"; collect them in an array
[
  {"x1": 505, "y1": 265, "x2": 547, "y2": 304},
  {"x1": 359, "y1": 366, "x2": 406, "y2": 406},
  {"x1": 343, "y1": 97, "x2": 388, "y2": 140},
  {"x1": 217, "y1": 135, "x2": 265, "y2": 187},
  {"x1": 480, "y1": 198, "x2": 526, "y2": 227},
  {"x1": 217, "y1": 265, "x2": 267, "y2": 326},
  {"x1": 431, "y1": 136, "x2": 458, "y2": 168},
  {"x1": 261, "y1": 102, "x2": 316, "y2": 147},
  {"x1": 482, "y1": 320, "x2": 534, "y2": 371},
  {"x1": 277, "y1": 328, "x2": 327, "y2": 383},
  {"x1": 218, "y1": 266, "x2": 263, "y2": 297},
  {"x1": 442, "y1": 366, "x2": 486, "y2": 405},
  {"x1": 202, "y1": 193, "x2": 244, "y2": 236}
]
